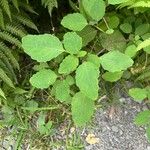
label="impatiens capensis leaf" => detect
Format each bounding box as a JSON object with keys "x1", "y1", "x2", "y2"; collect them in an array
[
  {"x1": 102, "y1": 71, "x2": 123, "y2": 82},
  {"x1": 30, "y1": 69, "x2": 57, "y2": 89},
  {"x1": 100, "y1": 51, "x2": 133, "y2": 72},
  {"x1": 63, "y1": 32, "x2": 82, "y2": 54},
  {"x1": 82, "y1": 0, "x2": 105, "y2": 21},
  {"x1": 61, "y1": 13, "x2": 88, "y2": 31},
  {"x1": 129, "y1": 88, "x2": 147, "y2": 101},
  {"x1": 134, "y1": 110, "x2": 150, "y2": 126},
  {"x1": 75, "y1": 62, "x2": 99, "y2": 100},
  {"x1": 71, "y1": 92, "x2": 95, "y2": 126},
  {"x1": 54, "y1": 80, "x2": 71, "y2": 103},
  {"x1": 58, "y1": 55, "x2": 79, "y2": 74},
  {"x1": 22, "y1": 34, "x2": 64, "y2": 62}
]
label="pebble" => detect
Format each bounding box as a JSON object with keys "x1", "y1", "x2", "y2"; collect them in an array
[{"x1": 112, "y1": 126, "x2": 119, "y2": 132}]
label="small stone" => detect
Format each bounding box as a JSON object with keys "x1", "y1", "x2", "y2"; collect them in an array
[
  {"x1": 112, "y1": 126, "x2": 119, "y2": 132},
  {"x1": 119, "y1": 97, "x2": 126, "y2": 103},
  {"x1": 146, "y1": 146, "x2": 150, "y2": 150}
]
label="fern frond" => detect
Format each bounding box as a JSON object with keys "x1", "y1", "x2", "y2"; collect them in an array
[
  {"x1": 0, "y1": 31, "x2": 21, "y2": 47},
  {"x1": 5, "y1": 23, "x2": 27, "y2": 38},
  {"x1": 0, "y1": 42, "x2": 19, "y2": 70},
  {"x1": 12, "y1": 0, "x2": 19, "y2": 12},
  {"x1": 0, "y1": 51, "x2": 17, "y2": 83},
  {"x1": 41, "y1": 0, "x2": 58, "y2": 16},
  {"x1": 0, "y1": 67, "x2": 15, "y2": 88},
  {"x1": 129, "y1": 1, "x2": 150, "y2": 8},
  {"x1": 0, "y1": 0, "x2": 11, "y2": 20},
  {"x1": 0, "y1": 9, "x2": 5, "y2": 30},
  {"x1": 13, "y1": 13, "x2": 38, "y2": 31}
]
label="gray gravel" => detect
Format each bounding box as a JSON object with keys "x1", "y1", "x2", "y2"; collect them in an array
[{"x1": 82, "y1": 97, "x2": 150, "y2": 150}]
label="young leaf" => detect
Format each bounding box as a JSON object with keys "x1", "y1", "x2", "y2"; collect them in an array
[
  {"x1": 22, "y1": 34, "x2": 64, "y2": 62},
  {"x1": 30, "y1": 69, "x2": 57, "y2": 89},
  {"x1": 108, "y1": 16, "x2": 120, "y2": 29},
  {"x1": 82, "y1": 0, "x2": 105, "y2": 21},
  {"x1": 77, "y1": 51, "x2": 87, "y2": 57},
  {"x1": 134, "y1": 110, "x2": 150, "y2": 126},
  {"x1": 120, "y1": 23, "x2": 132, "y2": 34},
  {"x1": 137, "y1": 38, "x2": 150, "y2": 52},
  {"x1": 125, "y1": 44, "x2": 137, "y2": 58},
  {"x1": 63, "y1": 32, "x2": 82, "y2": 54},
  {"x1": 71, "y1": 92, "x2": 94, "y2": 126},
  {"x1": 129, "y1": 88, "x2": 147, "y2": 101},
  {"x1": 66, "y1": 75, "x2": 75, "y2": 86},
  {"x1": 135, "y1": 24, "x2": 149, "y2": 36},
  {"x1": 100, "y1": 51, "x2": 133, "y2": 72},
  {"x1": 102, "y1": 71, "x2": 123, "y2": 82},
  {"x1": 58, "y1": 55, "x2": 79, "y2": 74},
  {"x1": 76, "y1": 62, "x2": 99, "y2": 100},
  {"x1": 54, "y1": 80, "x2": 71, "y2": 103},
  {"x1": 61, "y1": 13, "x2": 88, "y2": 31},
  {"x1": 86, "y1": 54, "x2": 101, "y2": 68}
]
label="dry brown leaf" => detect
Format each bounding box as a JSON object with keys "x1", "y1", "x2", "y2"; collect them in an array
[{"x1": 85, "y1": 133, "x2": 99, "y2": 144}]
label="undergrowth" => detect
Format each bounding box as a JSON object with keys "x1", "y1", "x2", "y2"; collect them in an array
[{"x1": 0, "y1": 0, "x2": 150, "y2": 149}]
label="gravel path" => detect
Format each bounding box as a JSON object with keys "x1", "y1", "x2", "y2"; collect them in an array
[
  {"x1": 1, "y1": 97, "x2": 150, "y2": 150},
  {"x1": 82, "y1": 97, "x2": 150, "y2": 150}
]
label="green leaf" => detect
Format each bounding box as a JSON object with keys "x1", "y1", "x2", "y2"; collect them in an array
[
  {"x1": 120, "y1": 23, "x2": 132, "y2": 34},
  {"x1": 58, "y1": 55, "x2": 79, "y2": 74},
  {"x1": 99, "y1": 30, "x2": 126, "y2": 51},
  {"x1": 54, "y1": 80, "x2": 71, "y2": 103},
  {"x1": 0, "y1": 88, "x2": 6, "y2": 99},
  {"x1": 86, "y1": 54, "x2": 101, "y2": 68},
  {"x1": 137, "y1": 38, "x2": 150, "y2": 52},
  {"x1": 108, "y1": 0, "x2": 128, "y2": 5},
  {"x1": 108, "y1": 16, "x2": 120, "y2": 29},
  {"x1": 76, "y1": 62, "x2": 99, "y2": 100},
  {"x1": 102, "y1": 71, "x2": 123, "y2": 82},
  {"x1": 77, "y1": 25, "x2": 97, "y2": 47},
  {"x1": 100, "y1": 51, "x2": 133, "y2": 72},
  {"x1": 66, "y1": 75, "x2": 75, "y2": 85},
  {"x1": 63, "y1": 32, "x2": 82, "y2": 54},
  {"x1": 125, "y1": 44, "x2": 137, "y2": 58},
  {"x1": 71, "y1": 92, "x2": 94, "y2": 126},
  {"x1": 22, "y1": 34, "x2": 64, "y2": 62},
  {"x1": 129, "y1": 88, "x2": 147, "y2": 101},
  {"x1": 146, "y1": 127, "x2": 150, "y2": 141},
  {"x1": 82, "y1": 0, "x2": 105, "y2": 21},
  {"x1": 134, "y1": 110, "x2": 150, "y2": 126},
  {"x1": 135, "y1": 24, "x2": 150, "y2": 36},
  {"x1": 30, "y1": 69, "x2": 57, "y2": 89},
  {"x1": 61, "y1": 13, "x2": 88, "y2": 31},
  {"x1": 77, "y1": 51, "x2": 87, "y2": 57}
]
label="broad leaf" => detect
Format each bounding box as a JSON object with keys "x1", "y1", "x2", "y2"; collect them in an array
[
  {"x1": 61, "y1": 13, "x2": 88, "y2": 31},
  {"x1": 102, "y1": 71, "x2": 123, "y2": 82},
  {"x1": 86, "y1": 54, "x2": 101, "y2": 68},
  {"x1": 77, "y1": 26, "x2": 97, "y2": 46},
  {"x1": 58, "y1": 55, "x2": 79, "y2": 74},
  {"x1": 129, "y1": 88, "x2": 147, "y2": 101},
  {"x1": 120, "y1": 23, "x2": 132, "y2": 33},
  {"x1": 82, "y1": 0, "x2": 105, "y2": 21},
  {"x1": 22, "y1": 34, "x2": 64, "y2": 62},
  {"x1": 66, "y1": 75, "x2": 75, "y2": 85},
  {"x1": 71, "y1": 92, "x2": 94, "y2": 126},
  {"x1": 54, "y1": 80, "x2": 71, "y2": 103},
  {"x1": 108, "y1": 16, "x2": 120, "y2": 29},
  {"x1": 30, "y1": 69, "x2": 57, "y2": 89},
  {"x1": 63, "y1": 32, "x2": 82, "y2": 54},
  {"x1": 125, "y1": 44, "x2": 137, "y2": 58},
  {"x1": 134, "y1": 110, "x2": 150, "y2": 126},
  {"x1": 76, "y1": 62, "x2": 99, "y2": 100},
  {"x1": 100, "y1": 51, "x2": 133, "y2": 72},
  {"x1": 99, "y1": 30, "x2": 126, "y2": 51},
  {"x1": 135, "y1": 24, "x2": 150, "y2": 36}
]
